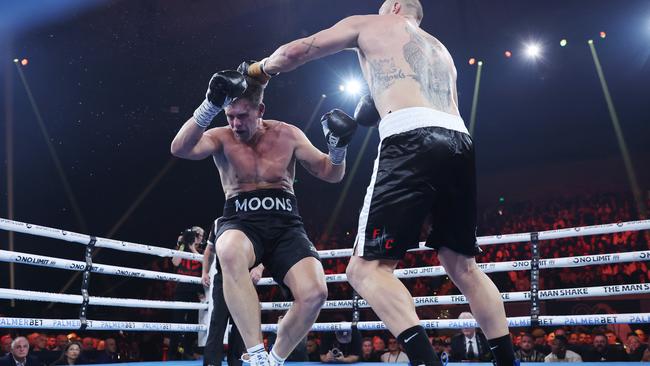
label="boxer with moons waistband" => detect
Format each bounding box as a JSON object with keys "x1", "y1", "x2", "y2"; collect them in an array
[
  {"x1": 171, "y1": 71, "x2": 357, "y2": 366},
  {"x1": 240, "y1": 1, "x2": 515, "y2": 366}
]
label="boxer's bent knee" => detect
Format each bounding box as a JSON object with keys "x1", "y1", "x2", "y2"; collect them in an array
[
  {"x1": 215, "y1": 230, "x2": 255, "y2": 269},
  {"x1": 294, "y1": 283, "x2": 327, "y2": 312}
]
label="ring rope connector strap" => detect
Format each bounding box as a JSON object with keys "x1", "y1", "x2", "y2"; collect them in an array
[
  {"x1": 529, "y1": 232, "x2": 540, "y2": 328},
  {"x1": 79, "y1": 236, "x2": 97, "y2": 331},
  {"x1": 351, "y1": 291, "x2": 360, "y2": 327}
]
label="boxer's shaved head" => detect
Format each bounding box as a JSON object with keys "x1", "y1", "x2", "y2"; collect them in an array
[{"x1": 379, "y1": 0, "x2": 423, "y2": 24}]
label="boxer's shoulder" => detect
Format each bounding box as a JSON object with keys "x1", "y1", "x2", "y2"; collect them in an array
[
  {"x1": 263, "y1": 119, "x2": 302, "y2": 139},
  {"x1": 204, "y1": 125, "x2": 230, "y2": 141}
]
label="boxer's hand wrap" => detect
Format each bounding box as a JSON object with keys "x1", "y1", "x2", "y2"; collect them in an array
[
  {"x1": 321, "y1": 109, "x2": 357, "y2": 165},
  {"x1": 354, "y1": 94, "x2": 380, "y2": 127},
  {"x1": 193, "y1": 70, "x2": 247, "y2": 128},
  {"x1": 238, "y1": 58, "x2": 277, "y2": 84}
]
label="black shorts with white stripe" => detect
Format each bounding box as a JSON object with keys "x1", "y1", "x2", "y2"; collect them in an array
[{"x1": 354, "y1": 126, "x2": 480, "y2": 260}]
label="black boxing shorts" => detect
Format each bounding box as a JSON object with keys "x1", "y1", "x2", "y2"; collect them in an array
[
  {"x1": 354, "y1": 107, "x2": 480, "y2": 260},
  {"x1": 213, "y1": 189, "x2": 320, "y2": 286}
]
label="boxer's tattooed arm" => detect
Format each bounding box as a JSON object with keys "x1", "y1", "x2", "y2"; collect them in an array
[
  {"x1": 300, "y1": 37, "x2": 321, "y2": 55},
  {"x1": 403, "y1": 26, "x2": 452, "y2": 109},
  {"x1": 368, "y1": 58, "x2": 407, "y2": 96}
]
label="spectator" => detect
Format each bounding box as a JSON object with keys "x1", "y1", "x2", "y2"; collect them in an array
[
  {"x1": 95, "y1": 338, "x2": 120, "y2": 364},
  {"x1": 603, "y1": 330, "x2": 621, "y2": 346},
  {"x1": 634, "y1": 329, "x2": 647, "y2": 344},
  {"x1": 1, "y1": 336, "x2": 12, "y2": 356},
  {"x1": 319, "y1": 322, "x2": 361, "y2": 363},
  {"x1": 582, "y1": 334, "x2": 628, "y2": 362},
  {"x1": 450, "y1": 312, "x2": 491, "y2": 362},
  {"x1": 359, "y1": 338, "x2": 380, "y2": 362},
  {"x1": 625, "y1": 334, "x2": 647, "y2": 362},
  {"x1": 306, "y1": 339, "x2": 320, "y2": 362},
  {"x1": 514, "y1": 334, "x2": 545, "y2": 362},
  {"x1": 544, "y1": 335, "x2": 582, "y2": 362},
  {"x1": 32, "y1": 335, "x2": 47, "y2": 352},
  {"x1": 50, "y1": 342, "x2": 82, "y2": 366},
  {"x1": 431, "y1": 338, "x2": 445, "y2": 360},
  {"x1": 443, "y1": 339, "x2": 452, "y2": 358},
  {"x1": 0, "y1": 337, "x2": 38, "y2": 366},
  {"x1": 531, "y1": 329, "x2": 550, "y2": 355},
  {"x1": 80, "y1": 337, "x2": 98, "y2": 364},
  {"x1": 380, "y1": 338, "x2": 408, "y2": 363},
  {"x1": 372, "y1": 336, "x2": 385, "y2": 355},
  {"x1": 54, "y1": 336, "x2": 68, "y2": 353},
  {"x1": 46, "y1": 338, "x2": 57, "y2": 352}
]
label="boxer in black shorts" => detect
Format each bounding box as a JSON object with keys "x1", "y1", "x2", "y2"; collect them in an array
[
  {"x1": 355, "y1": 110, "x2": 479, "y2": 260},
  {"x1": 171, "y1": 70, "x2": 357, "y2": 366},
  {"x1": 214, "y1": 189, "x2": 318, "y2": 285},
  {"x1": 241, "y1": 1, "x2": 516, "y2": 365}
]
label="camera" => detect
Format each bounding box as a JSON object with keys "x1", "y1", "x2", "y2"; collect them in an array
[
  {"x1": 331, "y1": 348, "x2": 342, "y2": 358},
  {"x1": 181, "y1": 228, "x2": 197, "y2": 245}
]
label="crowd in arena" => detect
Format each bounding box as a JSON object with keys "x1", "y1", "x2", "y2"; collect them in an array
[{"x1": 2, "y1": 191, "x2": 649, "y2": 364}]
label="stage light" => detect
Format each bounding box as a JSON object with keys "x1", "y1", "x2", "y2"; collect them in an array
[
  {"x1": 478, "y1": 61, "x2": 483, "y2": 66},
  {"x1": 504, "y1": 50, "x2": 512, "y2": 58},
  {"x1": 600, "y1": 31, "x2": 606, "y2": 39},
  {"x1": 345, "y1": 80, "x2": 362, "y2": 95},
  {"x1": 338, "y1": 84, "x2": 345, "y2": 92},
  {"x1": 588, "y1": 39, "x2": 594, "y2": 44},
  {"x1": 525, "y1": 43, "x2": 541, "y2": 58},
  {"x1": 13, "y1": 58, "x2": 19, "y2": 63},
  {"x1": 560, "y1": 39, "x2": 568, "y2": 47},
  {"x1": 21, "y1": 58, "x2": 28, "y2": 66},
  {"x1": 321, "y1": 94, "x2": 327, "y2": 98},
  {"x1": 469, "y1": 58, "x2": 476, "y2": 65}
]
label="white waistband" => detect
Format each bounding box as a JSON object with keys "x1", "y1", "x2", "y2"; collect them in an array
[{"x1": 378, "y1": 107, "x2": 469, "y2": 140}]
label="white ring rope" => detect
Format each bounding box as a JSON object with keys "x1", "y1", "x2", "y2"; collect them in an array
[
  {"x1": 0, "y1": 249, "x2": 201, "y2": 284},
  {"x1": 258, "y1": 313, "x2": 650, "y2": 332},
  {"x1": 2, "y1": 217, "x2": 648, "y2": 260},
  {"x1": 319, "y1": 220, "x2": 650, "y2": 258},
  {"x1": 1, "y1": 217, "x2": 649, "y2": 334},
  {"x1": 0, "y1": 288, "x2": 207, "y2": 310},
  {"x1": 0, "y1": 318, "x2": 206, "y2": 332},
  {"x1": 0, "y1": 218, "x2": 201, "y2": 260},
  {"x1": 4, "y1": 313, "x2": 648, "y2": 333},
  {"x1": 261, "y1": 283, "x2": 650, "y2": 310},
  {"x1": 257, "y1": 249, "x2": 650, "y2": 285}
]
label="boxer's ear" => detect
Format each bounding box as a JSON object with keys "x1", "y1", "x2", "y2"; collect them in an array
[{"x1": 258, "y1": 102, "x2": 266, "y2": 117}]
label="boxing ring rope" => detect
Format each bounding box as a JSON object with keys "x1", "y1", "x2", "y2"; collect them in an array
[
  {"x1": 0, "y1": 250, "x2": 201, "y2": 284},
  {"x1": 257, "y1": 250, "x2": 650, "y2": 285},
  {"x1": 1, "y1": 216, "x2": 650, "y2": 335},
  {"x1": 3, "y1": 313, "x2": 650, "y2": 333},
  {"x1": 260, "y1": 283, "x2": 650, "y2": 310},
  {"x1": 0, "y1": 318, "x2": 205, "y2": 332},
  {"x1": 2, "y1": 218, "x2": 648, "y2": 260},
  {"x1": 258, "y1": 313, "x2": 650, "y2": 332},
  {"x1": 0, "y1": 288, "x2": 207, "y2": 310}
]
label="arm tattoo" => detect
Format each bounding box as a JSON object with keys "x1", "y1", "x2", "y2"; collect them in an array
[
  {"x1": 368, "y1": 58, "x2": 407, "y2": 96},
  {"x1": 300, "y1": 37, "x2": 321, "y2": 55},
  {"x1": 403, "y1": 25, "x2": 452, "y2": 109}
]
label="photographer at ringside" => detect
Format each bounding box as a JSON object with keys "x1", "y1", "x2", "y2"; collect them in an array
[{"x1": 170, "y1": 226, "x2": 206, "y2": 360}]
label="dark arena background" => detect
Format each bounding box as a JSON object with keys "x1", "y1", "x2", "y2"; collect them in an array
[{"x1": 1, "y1": 0, "x2": 650, "y2": 365}]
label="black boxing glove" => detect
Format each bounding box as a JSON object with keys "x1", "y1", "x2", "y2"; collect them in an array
[
  {"x1": 354, "y1": 94, "x2": 380, "y2": 127},
  {"x1": 238, "y1": 58, "x2": 277, "y2": 84},
  {"x1": 321, "y1": 109, "x2": 357, "y2": 165},
  {"x1": 193, "y1": 70, "x2": 247, "y2": 128}
]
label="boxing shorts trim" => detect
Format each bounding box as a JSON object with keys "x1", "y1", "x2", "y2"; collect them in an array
[
  {"x1": 222, "y1": 189, "x2": 299, "y2": 217},
  {"x1": 378, "y1": 107, "x2": 469, "y2": 140}
]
